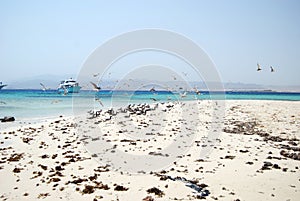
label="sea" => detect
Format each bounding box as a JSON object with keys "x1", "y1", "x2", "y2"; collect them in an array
[{"x1": 0, "y1": 89, "x2": 300, "y2": 121}]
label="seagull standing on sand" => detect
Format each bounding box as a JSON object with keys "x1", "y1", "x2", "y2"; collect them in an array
[
  {"x1": 270, "y1": 66, "x2": 275, "y2": 72},
  {"x1": 90, "y1": 82, "x2": 101, "y2": 91},
  {"x1": 257, "y1": 63, "x2": 262, "y2": 71}
]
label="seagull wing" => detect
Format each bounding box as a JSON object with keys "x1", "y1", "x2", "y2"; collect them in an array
[
  {"x1": 40, "y1": 83, "x2": 47, "y2": 91},
  {"x1": 63, "y1": 86, "x2": 68, "y2": 95},
  {"x1": 97, "y1": 99, "x2": 104, "y2": 107},
  {"x1": 150, "y1": 87, "x2": 155, "y2": 92},
  {"x1": 90, "y1": 82, "x2": 101, "y2": 90},
  {"x1": 257, "y1": 63, "x2": 262, "y2": 71},
  {"x1": 180, "y1": 91, "x2": 187, "y2": 98},
  {"x1": 194, "y1": 87, "x2": 201, "y2": 95}
]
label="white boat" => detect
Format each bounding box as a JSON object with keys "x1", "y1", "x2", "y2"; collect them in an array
[
  {"x1": 57, "y1": 78, "x2": 81, "y2": 94},
  {"x1": 0, "y1": 82, "x2": 7, "y2": 90}
]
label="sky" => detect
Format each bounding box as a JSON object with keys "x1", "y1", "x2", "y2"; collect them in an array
[{"x1": 0, "y1": 0, "x2": 300, "y2": 86}]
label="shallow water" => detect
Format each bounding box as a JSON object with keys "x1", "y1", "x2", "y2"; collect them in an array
[{"x1": 0, "y1": 89, "x2": 299, "y2": 121}]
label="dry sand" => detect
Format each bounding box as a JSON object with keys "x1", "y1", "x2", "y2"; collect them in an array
[{"x1": 0, "y1": 100, "x2": 299, "y2": 201}]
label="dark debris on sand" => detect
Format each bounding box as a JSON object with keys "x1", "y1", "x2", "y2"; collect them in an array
[
  {"x1": 12, "y1": 167, "x2": 23, "y2": 173},
  {"x1": 154, "y1": 173, "x2": 210, "y2": 197},
  {"x1": 114, "y1": 185, "x2": 129, "y2": 191},
  {"x1": 224, "y1": 119, "x2": 300, "y2": 161},
  {"x1": 147, "y1": 187, "x2": 164, "y2": 197},
  {"x1": 7, "y1": 153, "x2": 24, "y2": 162},
  {"x1": 142, "y1": 196, "x2": 154, "y2": 201},
  {"x1": 280, "y1": 146, "x2": 300, "y2": 161}
]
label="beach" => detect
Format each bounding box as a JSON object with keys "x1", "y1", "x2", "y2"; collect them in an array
[
  {"x1": 0, "y1": 100, "x2": 299, "y2": 200},
  {"x1": 2, "y1": 0, "x2": 300, "y2": 200}
]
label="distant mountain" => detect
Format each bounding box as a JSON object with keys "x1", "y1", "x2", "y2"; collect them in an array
[
  {"x1": 6, "y1": 74, "x2": 76, "y2": 89},
  {"x1": 223, "y1": 82, "x2": 264, "y2": 91},
  {"x1": 3, "y1": 74, "x2": 300, "y2": 92}
]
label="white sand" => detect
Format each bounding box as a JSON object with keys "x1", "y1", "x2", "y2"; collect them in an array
[{"x1": 0, "y1": 100, "x2": 299, "y2": 201}]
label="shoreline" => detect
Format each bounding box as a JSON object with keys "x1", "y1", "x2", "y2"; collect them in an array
[
  {"x1": 2, "y1": 88, "x2": 300, "y2": 92},
  {"x1": 0, "y1": 100, "x2": 299, "y2": 200},
  {"x1": 1, "y1": 99, "x2": 299, "y2": 128},
  {"x1": 1, "y1": 99, "x2": 299, "y2": 131}
]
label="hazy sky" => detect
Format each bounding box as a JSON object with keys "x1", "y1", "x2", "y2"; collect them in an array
[{"x1": 1, "y1": 0, "x2": 300, "y2": 86}]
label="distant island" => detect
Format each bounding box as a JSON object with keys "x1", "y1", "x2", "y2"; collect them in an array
[{"x1": 2, "y1": 74, "x2": 300, "y2": 92}]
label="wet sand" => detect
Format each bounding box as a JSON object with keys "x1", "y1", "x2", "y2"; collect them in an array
[{"x1": 0, "y1": 100, "x2": 299, "y2": 200}]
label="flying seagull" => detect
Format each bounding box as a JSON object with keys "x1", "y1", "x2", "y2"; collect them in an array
[
  {"x1": 270, "y1": 66, "x2": 274, "y2": 72},
  {"x1": 182, "y1": 72, "x2": 188, "y2": 76},
  {"x1": 150, "y1": 87, "x2": 156, "y2": 92},
  {"x1": 257, "y1": 63, "x2": 262, "y2": 71},
  {"x1": 51, "y1": 100, "x2": 62, "y2": 104},
  {"x1": 180, "y1": 91, "x2": 187, "y2": 98},
  {"x1": 40, "y1": 83, "x2": 49, "y2": 91},
  {"x1": 194, "y1": 87, "x2": 201, "y2": 95},
  {"x1": 95, "y1": 98, "x2": 104, "y2": 107},
  {"x1": 93, "y1": 73, "x2": 100, "y2": 77},
  {"x1": 63, "y1": 86, "x2": 68, "y2": 96},
  {"x1": 90, "y1": 82, "x2": 101, "y2": 91}
]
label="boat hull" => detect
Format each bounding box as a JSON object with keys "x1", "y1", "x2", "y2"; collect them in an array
[
  {"x1": 0, "y1": 85, "x2": 7, "y2": 90},
  {"x1": 58, "y1": 86, "x2": 81, "y2": 93}
]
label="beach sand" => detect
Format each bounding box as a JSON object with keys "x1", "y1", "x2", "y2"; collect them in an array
[{"x1": 0, "y1": 100, "x2": 299, "y2": 200}]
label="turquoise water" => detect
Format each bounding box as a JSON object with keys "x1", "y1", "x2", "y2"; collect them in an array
[{"x1": 0, "y1": 89, "x2": 299, "y2": 120}]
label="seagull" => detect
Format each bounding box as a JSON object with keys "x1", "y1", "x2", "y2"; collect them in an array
[
  {"x1": 123, "y1": 83, "x2": 130, "y2": 87},
  {"x1": 194, "y1": 87, "x2": 201, "y2": 95},
  {"x1": 63, "y1": 87, "x2": 68, "y2": 95},
  {"x1": 270, "y1": 66, "x2": 274, "y2": 72},
  {"x1": 95, "y1": 98, "x2": 104, "y2": 107},
  {"x1": 182, "y1": 72, "x2": 188, "y2": 76},
  {"x1": 180, "y1": 91, "x2": 187, "y2": 98},
  {"x1": 51, "y1": 100, "x2": 62, "y2": 104},
  {"x1": 90, "y1": 82, "x2": 101, "y2": 91},
  {"x1": 172, "y1": 75, "x2": 177, "y2": 80},
  {"x1": 93, "y1": 73, "x2": 100, "y2": 77},
  {"x1": 257, "y1": 63, "x2": 262, "y2": 71},
  {"x1": 40, "y1": 83, "x2": 49, "y2": 91},
  {"x1": 166, "y1": 87, "x2": 172, "y2": 92},
  {"x1": 61, "y1": 86, "x2": 68, "y2": 96},
  {"x1": 150, "y1": 87, "x2": 156, "y2": 92}
]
